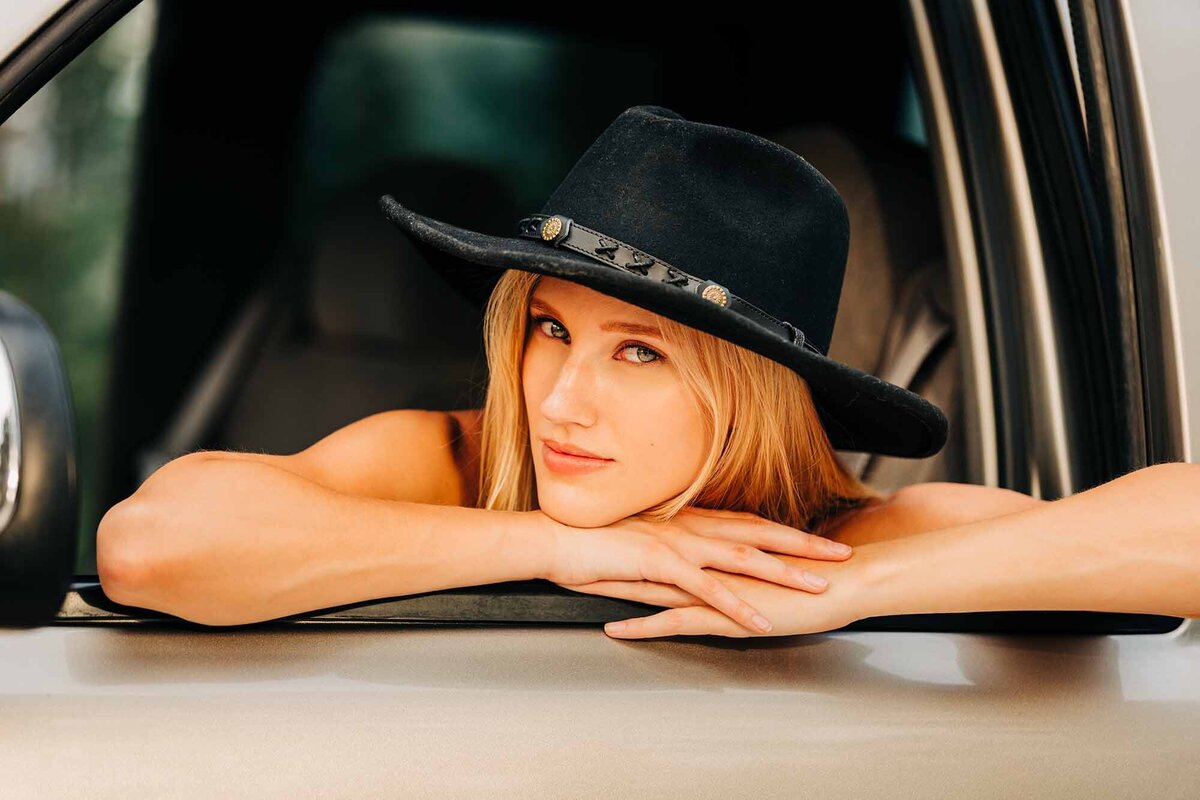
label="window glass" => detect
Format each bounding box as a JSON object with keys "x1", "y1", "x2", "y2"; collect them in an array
[{"x1": 0, "y1": 1, "x2": 158, "y2": 574}]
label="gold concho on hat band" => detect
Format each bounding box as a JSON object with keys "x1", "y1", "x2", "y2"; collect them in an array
[
  {"x1": 540, "y1": 217, "x2": 562, "y2": 241},
  {"x1": 701, "y1": 284, "x2": 729, "y2": 307}
]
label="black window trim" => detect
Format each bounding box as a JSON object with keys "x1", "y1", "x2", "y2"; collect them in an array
[
  {"x1": 58, "y1": 577, "x2": 1180, "y2": 634},
  {"x1": 1068, "y1": 0, "x2": 1188, "y2": 467}
]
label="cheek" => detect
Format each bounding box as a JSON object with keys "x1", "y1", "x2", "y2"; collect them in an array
[
  {"x1": 521, "y1": 345, "x2": 549, "y2": 408},
  {"x1": 623, "y1": 379, "x2": 708, "y2": 477}
]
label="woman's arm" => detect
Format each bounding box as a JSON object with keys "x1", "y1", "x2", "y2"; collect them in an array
[
  {"x1": 98, "y1": 451, "x2": 844, "y2": 631},
  {"x1": 850, "y1": 461, "x2": 1200, "y2": 619},
  {"x1": 97, "y1": 454, "x2": 557, "y2": 626},
  {"x1": 591, "y1": 462, "x2": 1200, "y2": 638}
]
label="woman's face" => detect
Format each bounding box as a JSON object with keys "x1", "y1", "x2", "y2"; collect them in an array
[{"x1": 522, "y1": 276, "x2": 709, "y2": 528}]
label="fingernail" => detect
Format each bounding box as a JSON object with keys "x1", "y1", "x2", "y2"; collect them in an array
[
  {"x1": 605, "y1": 621, "x2": 626, "y2": 634},
  {"x1": 752, "y1": 614, "x2": 773, "y2": 632},
  {"x1": 803, "y1": 571, "x2": 828, "y2": 589},
  {"x1": 824, "y1": 539, "x2": 853, "y2": 556}
]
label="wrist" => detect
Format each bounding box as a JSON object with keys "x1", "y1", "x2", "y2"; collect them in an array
[
  {"x1": 843, "y1": 525, "x2": 991, "y2": 619},
  {"x1": 842, "y1": 540, "x2": 908, "y2": 621},
  {"x1": 506, "y1": 508, "x2": 560, "y2": 582}
]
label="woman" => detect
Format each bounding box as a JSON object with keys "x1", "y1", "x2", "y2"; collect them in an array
[
  {"x1": 96, "y1": 105, "x2": 1199, "y2": 632},
  {"x1": 95, "y1": 265, "x2": 864, "y2": 631}
]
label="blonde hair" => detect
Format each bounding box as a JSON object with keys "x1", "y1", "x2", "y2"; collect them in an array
[{"x1": 475, "y1": 268, "x2": 881, "y2": 534}]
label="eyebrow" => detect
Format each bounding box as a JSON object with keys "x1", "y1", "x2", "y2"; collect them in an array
[{"x1": 529, "y1": 296, "x2": 664, "y2": 339}]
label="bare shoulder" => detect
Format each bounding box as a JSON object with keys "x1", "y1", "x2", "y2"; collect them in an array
[
  {"x1": 827, "y1": 481, "x2": 1047, "y2": 546},
  {"x1": 300, "y1": 408, "x2": 477, "y2": 505},
  {"x1": 207, "y1": 408, "x2": 470, "y2": 505},
  {"x1": 888, "y1": 481, "x2": 1047, "y2": 519}
]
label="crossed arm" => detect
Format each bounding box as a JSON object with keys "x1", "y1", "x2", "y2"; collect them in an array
[{"x1": 595, "y1": 461, "x2": 1200, "y2": 638}]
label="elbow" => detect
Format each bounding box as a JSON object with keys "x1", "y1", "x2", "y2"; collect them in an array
[
  {"x1": 95, "y1": 452, "x2": 215, "y2": 612},
  {"x1": 96, "y1": 494, "x2": 234, "y2": 626},
  {"x1": 96, "y1": 454, "x2": 290, "y2": 628},
  {"x1": 96, "y1": 497, "x2": 167, "y2": 609}
]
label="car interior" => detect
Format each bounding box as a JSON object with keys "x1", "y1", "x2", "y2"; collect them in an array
[{"x1": 100, "y1": 1, "x2": 964, "y2": 522}]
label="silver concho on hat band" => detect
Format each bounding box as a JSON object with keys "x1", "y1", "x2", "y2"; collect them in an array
[{"x1": 517, "y1": 213, "x2": 820, "y2": 354}]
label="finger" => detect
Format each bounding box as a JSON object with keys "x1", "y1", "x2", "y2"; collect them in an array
[
  {"x1": 603, "y1": 607, "x2": 750, "y2": 639},
  {"x1": 648, "y1": 553, "x2": 775, "y2": 634},
  {"x1": 696, "y1": 538, "x2": 830, "y2": 593},
  {"x1": 557, "y1": 580, "x2": 701, "y2": 608},
  {"x1": 688, "y1": 510, "x2": 853, "y2": 562}
]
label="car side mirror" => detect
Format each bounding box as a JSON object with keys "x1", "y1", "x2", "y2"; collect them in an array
[{"x1": 0, "y1": 291, "x2": 78, "y2": 627}]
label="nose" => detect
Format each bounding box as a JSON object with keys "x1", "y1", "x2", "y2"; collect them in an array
[{"x1": 538, "y1": 348, "x2": 599, "y2": 428}]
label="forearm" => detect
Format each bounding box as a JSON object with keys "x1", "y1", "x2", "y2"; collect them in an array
[
  {"x1": 850, "y1": 462, "x2": 1200, "y2": 619},
  {"x1": 99, "y1": 457, "x2": 553, "y2": 625}
]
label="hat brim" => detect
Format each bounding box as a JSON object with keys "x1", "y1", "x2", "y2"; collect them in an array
[{"x1": 379, "y1": 194, "x2": 948, "y2": 458}]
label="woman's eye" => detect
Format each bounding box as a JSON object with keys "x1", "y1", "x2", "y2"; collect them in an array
[
  {"x1": 618, "y1": 344, "x2": 663, "y2": 365},
  {"x1": 532, "y1": 315, "x2": 568, "y2": 340}
]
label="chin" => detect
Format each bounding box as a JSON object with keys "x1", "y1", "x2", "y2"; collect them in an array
[
  {"x1": 536, "y1": 499, "x2": 625, "y2": 529},
  {"x1": 535, "y1": 484, "x2": 640, "y2": 529}
]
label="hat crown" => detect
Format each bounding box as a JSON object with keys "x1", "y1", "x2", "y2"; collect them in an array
[{"x1": 536, "y1": 105, "x2": 850, "y2": 354}]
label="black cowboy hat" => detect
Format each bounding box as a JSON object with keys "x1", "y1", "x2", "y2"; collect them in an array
[{"x1": 378, "y1": 105, "x2": 948, "y2": 458}]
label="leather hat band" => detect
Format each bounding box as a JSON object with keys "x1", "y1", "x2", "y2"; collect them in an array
[{"x1": 517, "y1": 214, "x2": 825, "y2": 356}]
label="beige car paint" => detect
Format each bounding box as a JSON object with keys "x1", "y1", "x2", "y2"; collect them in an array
[{"x1": 1, "y1": 618, "x2": 1196, "y2": 798}]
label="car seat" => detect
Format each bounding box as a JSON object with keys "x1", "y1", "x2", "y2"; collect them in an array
[{"x1": 135, "y1": 157, "x2": 508, "y2": 479}]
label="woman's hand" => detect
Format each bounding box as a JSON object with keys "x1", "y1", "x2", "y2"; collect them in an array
[
  {"x1": 542, "y1": 506, "x2": 853, "y2": 635},
  {"x1": 562, "y1": 552, "x2": 867, "y2": 639}
]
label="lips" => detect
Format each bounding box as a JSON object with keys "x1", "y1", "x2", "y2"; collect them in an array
[{"x1": 541, "y1": 438, "x2": 611, "y2": 460}]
